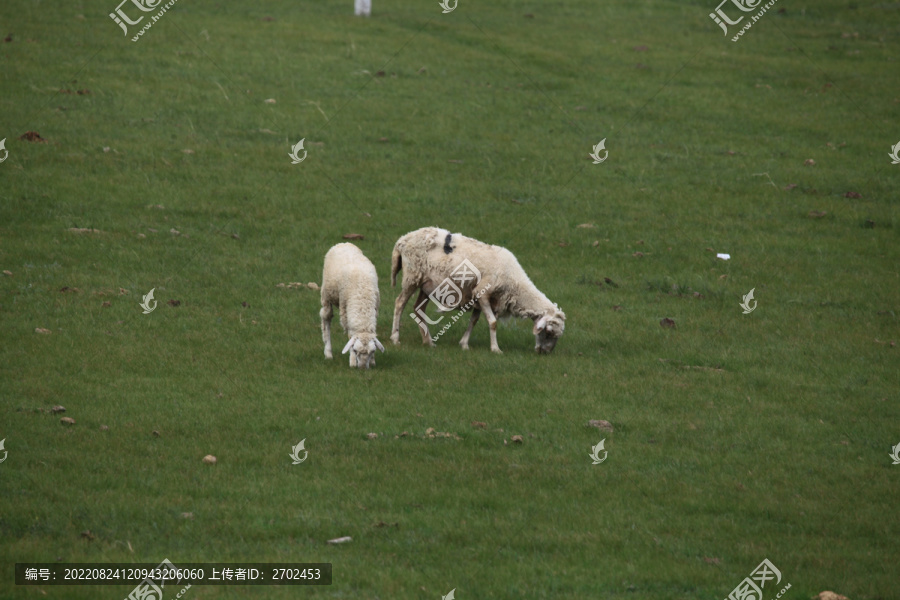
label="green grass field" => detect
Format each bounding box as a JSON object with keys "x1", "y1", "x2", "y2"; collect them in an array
[{"x1": 1, "y1": 0, "x2": 899, "y2": 598}]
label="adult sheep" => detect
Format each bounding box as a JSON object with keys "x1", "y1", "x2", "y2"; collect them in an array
[
  {"x1": 390, "y1": 227, "x2": 566, "y2": 354},
  {"x1": 320, "y1": 243, "x2": 385, "y2": 368}
]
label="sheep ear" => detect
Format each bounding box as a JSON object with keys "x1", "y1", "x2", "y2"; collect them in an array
[
  {"x1": 374, "y1": 338, "x2": 385, "y2": 353},
  {"x1": 533, "y1": 316, "x2": 548, "y2": 335},
  {"x1": 342, "y1": 337, "x2": 357, "y2": 355}
]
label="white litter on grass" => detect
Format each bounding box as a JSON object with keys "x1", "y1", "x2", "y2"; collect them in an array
[
  {"x1": 716, "y1": 253, "x2": 731, "y2": 260},
  {"x1": 327, "y1": 536, "x2": 352, "y2": 544},
  {"x1": 354, "y1": 0, "x2": 371, "y2": 16}
]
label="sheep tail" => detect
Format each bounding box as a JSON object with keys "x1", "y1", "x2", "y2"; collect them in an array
[{"x1": 391, "y1": 242, "x2": 402, "y2": 287}]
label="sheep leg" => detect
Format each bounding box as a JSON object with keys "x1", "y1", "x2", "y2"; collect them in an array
[
  {"x1": 413, "y1": 289, "x2": 436, "y2": 347},
  {"x1": 390, "y1": 283, "x2": 418, "y2": 345},
  {"x1": 320, "y1": 303, "x2": 334, "y2": 359},
  {"x1": 477, "y1": 296, "x2": 502, "y2": 354},
  {"x1": 459, "y1": 309, "x2": 481, "y2": 350}
]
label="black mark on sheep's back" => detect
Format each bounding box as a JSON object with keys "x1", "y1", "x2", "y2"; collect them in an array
[{"x1": 444, "y1": 234, "x2": 454, "y2": 254}]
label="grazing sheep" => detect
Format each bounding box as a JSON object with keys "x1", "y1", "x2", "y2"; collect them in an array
[
  {"x1": 320, "y1": 243, "x2": 385, "y2": 368},
  {"x1": 390, "y1": 227, "x2": 566, "y2": 354}
]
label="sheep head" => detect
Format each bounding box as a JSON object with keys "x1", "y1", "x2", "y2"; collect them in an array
[
  {"x1": 532, "y1": 309, "x2": 566, "y2": 354},
  {"x1": 342, "y1": 334, "x2": 385, "y2": 369}
]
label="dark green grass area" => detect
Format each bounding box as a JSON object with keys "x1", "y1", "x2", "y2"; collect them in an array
[{"x1": 1, "y1": 0, "x2": 899, "y2": 598}]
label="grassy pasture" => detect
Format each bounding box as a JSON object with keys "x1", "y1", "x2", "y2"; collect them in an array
[{"x1": 0, "y1": 0, "x2": 898, "y2": 598}]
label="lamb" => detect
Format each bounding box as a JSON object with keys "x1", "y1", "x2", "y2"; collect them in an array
[
  {"x1": 320, "y1": 243, "x2": 385, "y2": 368},
  {"x1": 390, "y1": 227, "x2": 566, "y2": 354}
]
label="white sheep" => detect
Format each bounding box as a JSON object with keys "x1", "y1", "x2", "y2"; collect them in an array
[
  {"x1": 390, "y1": 227, "x2": 566, "y2": 354},
  {"x1": 320, "y1": 243, "x2": 385, "y2": 368}
]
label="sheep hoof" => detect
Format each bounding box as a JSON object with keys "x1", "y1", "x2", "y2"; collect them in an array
[
  {"x1": 324, "y1": 352, "x2": 333, "y2": 359},
  {"x1": 491, "y1": 347, "x2": 503, "y2": 354},
  {"x1": 460, "y1": 343, "x2": 469, "y2": 350},
  {"x1": 390, "y1": 335, "x2": 400, "y2": 345}
]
